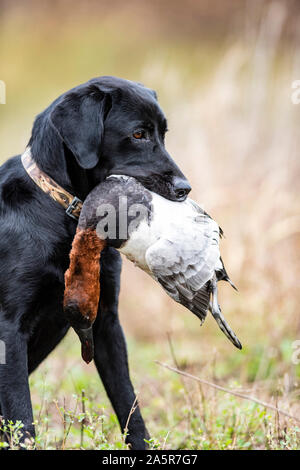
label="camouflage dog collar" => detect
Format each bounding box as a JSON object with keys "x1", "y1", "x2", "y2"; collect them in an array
[{"x1": 21, "y1": 147, "x2": 83, "y2": 220}]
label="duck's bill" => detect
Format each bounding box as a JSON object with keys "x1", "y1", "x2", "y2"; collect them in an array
[{"x1": 75, "y1": 326, "x2": 94, "y2": 364}]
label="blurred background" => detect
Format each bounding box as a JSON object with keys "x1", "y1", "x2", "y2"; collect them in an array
[{"x1": 0, "y1": 0, "x2": 300, "y2": 450}]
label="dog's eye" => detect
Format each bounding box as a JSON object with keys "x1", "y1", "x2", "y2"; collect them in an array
[{"x1": 133, "y1": 130, "x2": 144, "y2": 140}]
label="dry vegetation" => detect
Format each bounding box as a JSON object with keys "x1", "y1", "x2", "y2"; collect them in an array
[{"x1": 0, "y1": 0, "x2": 299, "y2": 450}]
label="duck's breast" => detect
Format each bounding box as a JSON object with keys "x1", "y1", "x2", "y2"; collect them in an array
[{"x1": 118, "y1": 192, "x2": 197, "y2": 271}]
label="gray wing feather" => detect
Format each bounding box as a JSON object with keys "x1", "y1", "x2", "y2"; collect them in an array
[{"x1": 145, "y1": 215, "x2": 221, "y2": 323}]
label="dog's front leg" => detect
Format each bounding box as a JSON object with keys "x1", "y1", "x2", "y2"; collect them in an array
[
  {"x1": 0, "y1": 325, "x2": 34, "y2": 447},
  {"x1": 92, "y1": 247, "x2": 149, "y2": 450}
]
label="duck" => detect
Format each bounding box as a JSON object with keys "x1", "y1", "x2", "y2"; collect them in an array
[{"x1": 64, "y1": 175, "x2": 241, "y2": 363}]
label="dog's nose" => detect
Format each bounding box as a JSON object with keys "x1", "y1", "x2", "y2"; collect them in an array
[{"x1": 173, "y1": 177, "x2": 191, "y2": 200}]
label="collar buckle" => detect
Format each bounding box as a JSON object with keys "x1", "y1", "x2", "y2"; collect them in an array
[{"x1": 66, "y1": 196, "x2": 83, "y2": 220}]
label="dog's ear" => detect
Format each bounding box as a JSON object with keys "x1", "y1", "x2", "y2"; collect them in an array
[
  {"x1": 149, "y1": 89, "x2": 158, "y2": 100},
  {"x1": 50, "y1": 86, "x2": 111, "y2": 170},
  {"x1": 135, "y1": 81, "x2": 158, "y2": 101}
]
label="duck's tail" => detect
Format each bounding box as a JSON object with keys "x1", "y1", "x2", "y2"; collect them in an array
[{"x1": 209, "y1": 277, "x2": 242, "y2": 350}]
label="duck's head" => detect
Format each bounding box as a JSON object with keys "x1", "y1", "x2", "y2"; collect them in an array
[{"x1": 64, "y1": 228, "x2": 106, "y2": 363}]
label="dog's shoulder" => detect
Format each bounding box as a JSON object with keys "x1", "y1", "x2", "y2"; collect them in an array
[{"x1": 0, "y1": 155, "x2": 35, "y2": 207}]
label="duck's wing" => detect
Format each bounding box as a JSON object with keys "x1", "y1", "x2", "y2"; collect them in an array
[{"x1": 145, "y1": 217, "x2": 221, "y2": 323}]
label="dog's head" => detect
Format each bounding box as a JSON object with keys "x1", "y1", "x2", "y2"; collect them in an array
[{"x1": 29, "y1": 76, "x2": 191, "y2": 202}]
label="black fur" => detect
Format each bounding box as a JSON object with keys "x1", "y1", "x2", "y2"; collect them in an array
[{"x1": 0, "y1": 76, "x2": 191, "y2": 449}]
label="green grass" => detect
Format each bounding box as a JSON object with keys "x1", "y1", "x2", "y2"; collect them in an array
[{"x1": 1, "y1": 332, "x2": 298, "y2": 450}]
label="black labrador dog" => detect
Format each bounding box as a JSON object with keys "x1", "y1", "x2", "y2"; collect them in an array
[{"x1": 0, "y1": 76, "x2": 191, "y2": 449}]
